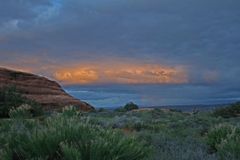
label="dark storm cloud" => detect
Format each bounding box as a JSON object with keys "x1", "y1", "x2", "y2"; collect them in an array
[
  {"x1": 1, "y1": 0, "x2": 240, "y2": 57},
  {"x1": 0, "y1": 0, "x2": 240, "y2": 105}
]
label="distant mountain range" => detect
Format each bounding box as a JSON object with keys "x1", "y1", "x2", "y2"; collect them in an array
[
  {"x1": 147, "y1": 103, "x2": 231, "y2": 111},
  {"x1": 106, "y1": 103, "x2": 232, "y2": 112}
]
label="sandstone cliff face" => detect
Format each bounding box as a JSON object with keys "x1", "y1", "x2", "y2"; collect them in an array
[{"x1": 0, "y1": 67, "x2": 94, "y2": 111}]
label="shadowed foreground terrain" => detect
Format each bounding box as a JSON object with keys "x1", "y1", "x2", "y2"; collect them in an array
[{"x1": 0, "y1": 92, "x2": 240, "y2": 160}]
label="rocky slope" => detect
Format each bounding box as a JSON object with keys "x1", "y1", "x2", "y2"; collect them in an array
[{"x1": 0, "y1": 67, "x2": 94, "y2": 111}]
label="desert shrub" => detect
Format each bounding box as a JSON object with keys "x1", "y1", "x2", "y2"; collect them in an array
[
  {"x1": 207, "y1": 124, "x2": 240, "y2": 159},
  {"x1": 8, "y1": 104, "x2": 32, "y2": 119},
  {"x1": 169, "y1": 108, "x2": 182, "y2": 113},
  {"x1": 145, "y1": 133, "x2": 217, "y2": 160},
  {"x1": 1, "y1": 115, "x2": 151, "y2": 160},
  {"x1": 97, "y1": 108, "x2": 106, "y2": 112},
  {"x1": 115, "y1": 107, "x2": 127, "y2": 112},
  {"x1": 62, "y1": 105, "x2": 80, "y2": 117},
  {"x1": 213, "y1": 102, "x2": 240, "y2": 118},
  {"x1": 217, "y1": 130, "x2": 240, "y2": 160},
  {"x1": 111, "y1": 115, "x2": 143, "y2": 130},
  {"x1": 0, "y1": 86, "x2": 43, "y2": 118},
  {"x1": 0, "y1": 86, "x2": 26, "y2": 117},
  {"x1": 207, "y1": 124, "x2": 233, "y2": 152}
]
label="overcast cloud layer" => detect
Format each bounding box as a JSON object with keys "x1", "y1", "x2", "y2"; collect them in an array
[{"x1": 0, "y1": 0, "x2": 240, "y2": 106}]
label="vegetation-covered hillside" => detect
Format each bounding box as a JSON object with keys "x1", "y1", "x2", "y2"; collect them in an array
[{"x1": 0, "y1": 89, "x2": 240, "y2": 160}]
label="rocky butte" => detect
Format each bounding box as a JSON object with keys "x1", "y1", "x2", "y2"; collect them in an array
[{"x1": 0, "y1": 67, "x2": 94, "y2": 111}]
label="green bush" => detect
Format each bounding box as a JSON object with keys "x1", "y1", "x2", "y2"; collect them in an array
[
  {"x1": 213, "y1": 102, "x2": 240, "y2": 118},
  {"x1": 1, "y1": 115, "x2": 151, "y2": 160},
  {"x1": 207, "y1": 124, "x2": 240, "y2": 159},
  {"x1": 124, "y1": 102, "x2": 139, "y2": 111},
  {"x1": 115, "y1": 102, "x2": 139, "y2": 112},
  {"x1": 0, "y1": 86, "x2": 43, "y2": 118}
]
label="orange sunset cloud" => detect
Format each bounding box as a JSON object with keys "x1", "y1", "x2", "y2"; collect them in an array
[
  {"x1": 54, "y1": 63, "x2": 188, "y2": 85},
  {"x1": 54, "y1": 67, "x2": 99, "y2": 84}
]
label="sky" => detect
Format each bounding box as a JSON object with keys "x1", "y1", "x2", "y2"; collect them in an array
[{"x1": 0, "y1": 0, "x2": 240, "y2": 107}]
